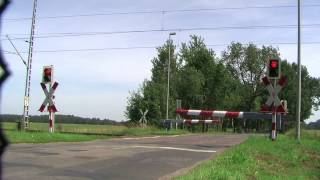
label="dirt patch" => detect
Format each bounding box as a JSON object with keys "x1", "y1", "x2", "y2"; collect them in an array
[
  {"x1": 301, "y1": 150, "x2": 320, "y2": 169},
  {"x1": 255, "y1": 154, "x2": 292, "y2": 173}
]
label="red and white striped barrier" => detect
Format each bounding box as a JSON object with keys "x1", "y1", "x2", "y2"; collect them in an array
[
  {"x1": 39, "y1": 82, "x2": 58, "y2": 112},
  {"x1": 183, "y1": 119, "x2": 221, "y2": 124},
  {"x1": 176, "y1": 109, "x2": 243, "y2": 119}
]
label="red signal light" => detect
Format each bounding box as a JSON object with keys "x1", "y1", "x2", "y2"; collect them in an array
[
  {"x1": 42, "y1": 66, "x2": 53, "y2": 83},
  {"x1": 268, "y1": 59, "x2": 281, "y2": 79},
  {"x1": 44, "y1": 68, "x2": 51, "y2": 76},
  {"x1": 270, "y1": 60, "x2": 278, "y2": 69}
]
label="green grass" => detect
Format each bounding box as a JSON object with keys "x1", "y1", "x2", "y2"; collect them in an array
[
  {"x1": 3, "y1": 122, "x2": 188, "y2": 143},
  {"x1": 5, "y1": 131, "x2": 109, "y2": 143},
  {"x1": 119, "y1": 127, "x2": 187, "y2": 136},
  {"x1": 3, "y1": 122, "x2": 127, "y2": 135},
  {"x1": 176, "y1": 130, "x2": 320, "y2": 180}
]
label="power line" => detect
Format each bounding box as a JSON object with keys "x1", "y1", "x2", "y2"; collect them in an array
[
  {"x1": 2, "y1": 24, "x2": 320, "y2": 41},
  {"x1": 4, "y1": 46, "x2": 157, "y2": 54},
  {"x1": 4, "y1": 4, "x2": 320, "y2": 22},
  {"x1": 4, "y1": 41, "x2": 320, "y2": 54},
  {"x1": 208, "y1": 41, "x2": 320, "y2": 46}
]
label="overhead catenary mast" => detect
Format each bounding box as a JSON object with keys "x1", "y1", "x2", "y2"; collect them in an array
[
  {"x1": 21, "y1": 0, "x2": 38, "y2": 130},
  {"x1": 296, "y1": 0, "x2": 302, "y2": 142}
]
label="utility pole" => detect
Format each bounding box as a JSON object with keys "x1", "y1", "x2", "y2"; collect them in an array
[
  {"x1": 166, "y1": 32, "x2": 176, "y2": 129},
  {"x1": 296, "y1": 0, "x2": 301, "y2": 142},
  {"x1": 22, "y1": 0, "x2": 38, "y2": 130}
]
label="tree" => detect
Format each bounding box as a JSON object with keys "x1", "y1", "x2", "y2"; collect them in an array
[
  {"x1": 281, "y1": 60, "x2": 320, "y2": 121},
  {"x1": 125, "y1": 39, "x2": 178, "y2": 123},
  {"x1": 222, "y1": 42, "x2": 279, "y2": 111},
  {"x1": 178, "y1": 36, "x2": 215, "y2": 109},
  {"x1": 125, "y1": 87, "x2": 145, "y2": 122},
  {"x1": 126, "y1": 37, "x2": 320, "y2": 128},
  {"x1": 178, "y1": 36, "x2": 240, "y2": 110},
  {"x1": 179, "y1": 36, "x2": 216, "y2": 74},
  {"x1": 176, "y1": 66, "x2": 205, "y2": 109}
]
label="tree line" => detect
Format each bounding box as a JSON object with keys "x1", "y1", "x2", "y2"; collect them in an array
[
  {"x1": 0, "y1": 114, "x2": 122, "y2": 125},
  {"x1": 125, "y1": 35, "x2": 320, "y2": 131},
  {"x1": 307, "y1": 119, "x2": 320, "y2": 130}
]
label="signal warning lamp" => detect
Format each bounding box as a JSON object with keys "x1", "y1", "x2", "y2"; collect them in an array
[
  {"x1": 268, "y1": 59, "x2": 281, "y2": 79},
  {"x1": 42, "y1": 66, "x2": 53, "y2": 84}
]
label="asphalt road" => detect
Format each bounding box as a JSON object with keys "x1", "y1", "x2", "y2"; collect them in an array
[{"x1": 3, "y1": 134, "x2": 248, "y2": 180}]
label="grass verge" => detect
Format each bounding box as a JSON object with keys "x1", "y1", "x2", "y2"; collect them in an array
[
  {"x1": 118, "y1": 127, "x2": 187, "y2": 136},
  {"x1": 3, "y1": 122, "x2": 188, "y2": 143},
  {"x1": 5, "y1": 130, "x2": 110, "y2": 143},
  {"x1": 175, "y1": 130, "x2": 320, "y2": 180}
]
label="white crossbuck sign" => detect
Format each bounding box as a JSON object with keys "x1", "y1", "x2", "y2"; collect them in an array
[
  {"x1": 139, "y1": 109, "x2": 148, "y2": 126},
  {"x1": 265, "y1": 81, "x2": 282, "y2": 107},
  {"x1": 261, "y1": 76, "x2": 287, "y2": 113},
  {"x1": 39, "y1": 82, "x2": 58, "y2": 112}
]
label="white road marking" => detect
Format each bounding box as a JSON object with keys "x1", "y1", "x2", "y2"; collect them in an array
[
  {"x1": 169, "y1": 135, "x2": 181, "y2": 137},
  {"x1": 122, "y1": 134, "x2": 184, "y2": 140},
  {"x1": 122, "y1": 136, "x2": 161, "y2": 140},
  {"x1": 130, "y1": 145, "x2": 216, "y2": 153}
]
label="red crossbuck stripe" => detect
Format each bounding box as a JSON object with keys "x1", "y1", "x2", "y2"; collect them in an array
[
  {"x1": 278, "y1": 76, "x2": 287, "y2": 87},
  {"x1": 262, "y1": 77, "x2": 271, "y2": 86},
  {"x1": 39, "y1": 104, "x2": 46, "y2": 112},
  {"x1": 40, "y1": 83, "x2": 46, "y2": 90},
  {"x1": 260, "y1": 104, "x2": 286, "y2": 113},
  {"x1": 52, "y1": 82, "x2": 58, "y2": 90},
  {"x1": 48, "y1": 105, "x2": 57, "y2": 112},
  {"x1": 176, "y1": 109, "x2": 243, "y2": 118},
  {"x1": 183, "y1": 119, "x2": 221, "y2": 124}
]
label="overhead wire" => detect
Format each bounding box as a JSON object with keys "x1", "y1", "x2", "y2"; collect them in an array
[
  {"x1": 4, "y1": 4, "x2": 320, "y2": 21},
  {"x1": 4, "y1": 41, "x2": 320, "y2": 55},
  {"x1": 2, "y1": 24, "x2": 320, "y2": 41},
  {"x1": 3, "y1": 3, "x2": 320, "y2": 55}
]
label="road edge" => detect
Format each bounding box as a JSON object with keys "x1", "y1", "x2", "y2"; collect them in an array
[{"x1": 158, "y1": 135, "x2": 249, "y2": 180}]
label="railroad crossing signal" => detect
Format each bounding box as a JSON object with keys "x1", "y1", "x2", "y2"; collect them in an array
[
  {"x1": 260, "y1": 75, "x2": 287, "y2": 141},
  {"x1": 39, "y1": 82, "x2": 59, "y2": 112},
  {"x1": 39, "y1": 65, "x2": 59, "y2": 133},
  {"x1": 268, "y1": 58, "x2": 281, "y2": 79},
  {"x1": 139, "y1": 109, "x2": 148, "y2": 128},
  {"x1": 42, "y1": 65, "x2": 53, "y2": 84}
]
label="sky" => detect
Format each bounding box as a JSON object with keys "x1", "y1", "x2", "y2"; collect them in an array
[{"x1": 0, "y1": 0, "x2": 319, "y2": 122}]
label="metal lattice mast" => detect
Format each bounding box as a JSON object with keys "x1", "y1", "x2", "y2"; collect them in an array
[{"x1": 22, "y1": 0, "x2": 38, "y2": 130}]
